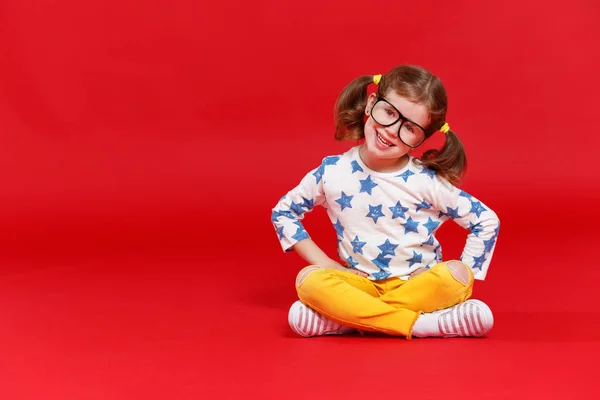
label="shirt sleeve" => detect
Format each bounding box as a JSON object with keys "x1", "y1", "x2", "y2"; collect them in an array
[
  {"x1": 271, "y1": 161, "x2": 327, "y2": 252},
  {"x1": 430, "y1": 177, "x2": 501, "y2": 280}
]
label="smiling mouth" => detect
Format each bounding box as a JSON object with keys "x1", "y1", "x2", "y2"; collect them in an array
[{"x1": 376, "y1": 132, "x2": 395, "y2": 147}]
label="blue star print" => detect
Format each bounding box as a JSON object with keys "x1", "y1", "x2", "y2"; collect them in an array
[
  {"x1": 335, "y1": 191, "x2": 354, "y2": 211},
  {"x1": 323, "y1": 156, "x2": 340, "y2": 166},
  {"x1": 415, "y1": 200, "x2": 432, "y2": 212},
  {"x1": 351, "y1": 160, "x2": 363, "y2": 173},
  {"x1": 271, "y1": 210, "x2": 294, "y2": 222},
  {"x1": 469, "y1": 222, "x2": 483, "y2": 237},
  {"x1": 469, "y1": 201, "x2": 487, "y2": 218},
  {"x1": 312, "y1": 165, "x2": 324, "y2": 184},
  {"x1": 276, "y1": 226, "x2": 285, "y2": 240},
  {"x1": 372, "y1": 253, "x2": 392, "y2": 269},
  {"x1": 483, "y1": 236, "x2": 496, "y2": 253},
  {"x1": 351, "y1": 236, "x2": 367, "y2": 254},
  {"x1": 421, "y1": 235, "x2": 434, "y2": 246},
  {"x1": 402, "y1": 217, "x2": 420, "y2": 234},
  {"x1": 472, "y1": 253, "x2": 487, "y2": 270},
  {"x1": 346, "y1": 256, "x2": 359, "y2": 268},
  {"x1": 444, "y1": 206, "x2": 461, "y2": 220},
  {"x1": 333, "y1": 219, "x2": 345, "y2": 238},
  {"x1": 359, "y1": 176, "x2": 378, "y2": 195},
  {"x1": 366, "y1": 204, "x2": 385, "y2": 223},
  {"x1": 301, "y1": 197, "x2": 314, "y2": 211},
  {"x1": 396, "y1": 170, "x2": 415, "y2": 182},
  {"x1": 423, "y1": 217, "x2": 441, "y2": 235},
  {"x1": 290, "y1": 201, "x2": 305, "y2": 216},
  {"x1": 407, "y1": 251, "x2": 423, "y2": 268},
  {"x1": 292, "y1": 227, "x2": 309, "y2": 241},
  {"x1": 494, "y1": 223, "x2": 500, "y2": 237},
  {"x1": 377, "y1": 239, "x2": 399, "y2": 257},
  {"x1": 459, "y1": 190, "x2": 473, "y2": 200},
  {"x1": 389, "y1": 201, "x2": 409, "y2": 219},
  {"x1": 420, "y1": 167, "x2": 436, "y2": 179},
  {"x1": 372, "y1": 269, "x2": 391, "y2": 280}
]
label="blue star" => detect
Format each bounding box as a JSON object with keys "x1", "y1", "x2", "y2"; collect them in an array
[
  {"x1": 389, "y1": 201, "x2": 409, "y2": 219},
  {"x1": 423, "y1": 217, "x2": 441, "y2": 235},
  {"x1": 276, "y1": 226, "x2": 285, "y2": 240},
  {"x1": 292, "y1": 227, "x2": 309, "y2": 241},
  {"x1": 472, "y1": 253, "x2": 487, "y2": 270},
  {"x1": 312, "y1": 165, "x2": 324, "y2": 184},
  {"x1": 469, "y1": 201, "x2": 487, "y2": 218},
  {"x1": 359, "y1": 175, "x2": 378, "y2": 195},
  {"x1": 293, "y1": 220, "x2": 304, "y2": 229},
  {"x1": 271, "y1": 210, "x2": 294, "y2": 222},
  {"x1": 372, "y1": 269, "x2": 391, "y2": 280},
  {"x1": 346, "y1": 256, "x2": 359, "y2": 268},
  {"x1": 469, "y1": 222, "x2": 483, "y2": 237},
  {"x1": 333, "y1": 219, "x2": 345, "y2": 238},
  {"x1": 351, "y1": 160, "x2": 363, "y2": 173},
  {"x1": 366, "y1": 204, "x2": 385, "y2": 223},
  {"x1": 444, "y1": 206, "x2": 461, "y2": 220},
  {"x1": 323, "y1": 156, "x2": 340, "y2": 166},
  {"x1": 483, "y1": 236, "x2": 496, "y2": 253},
  {"x1": 377, "y1": 239, "x2": 399, "y2": 257},
  {"x1": 351, "y1": 236, "x2": 367, "y2": 254},
  {"x1": 415, "y1": 200, "x2": 432, "y2": 212},
  {"x1": 420, "y1": 166, "x2": 436, "y2": 179},
  {"x1": 290, "y1": 201, "x2": 305, "y2": 216},
  {"x1": 396, "y1": 170, "x2": 415, "y2": 182},
  {"x1": 402, "y1": 217, "x2": 420, "y2": 234},
  {"x1": 494, "y1": 223, "x2": 501, "y2": 237},
  {"x1": 421, "y1": 235, "x2": 434, "y2": 246},
  {"x1": 301, "y1": 197, "x2": 314, "y2": 211},
  {"x1": 335, "y1": 191, "x2": 354, "y2": 211},
  {"x1": 434, "y1": 244, "x2": 442, "y2": 260},
  {"x1": 406, "y1": 251, "x2": 423, "y2": 268},
  {"x1": 372, "y1": 253, "x2": 392, "y2": 269},
  {"x1": 459, "y1": 190, "x2": 473, "y2": 200}
]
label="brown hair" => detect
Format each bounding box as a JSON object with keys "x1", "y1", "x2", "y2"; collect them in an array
[{"x1": 334, "y1": 65, "x2": 466, "y2": 185}]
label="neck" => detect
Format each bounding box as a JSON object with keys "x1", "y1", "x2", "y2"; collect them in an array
[{"x1": 359, "y1": 145, "x2": 409, "y2": 173}]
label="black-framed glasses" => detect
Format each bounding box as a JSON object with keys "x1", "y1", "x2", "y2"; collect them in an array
[{"x1": 370, "y1": 97, "x2": 429, "y2": 148}]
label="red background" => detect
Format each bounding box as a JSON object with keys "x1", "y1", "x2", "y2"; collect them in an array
[{"x1": 1, "y1": 0, "x2": 599, "y2": 398}]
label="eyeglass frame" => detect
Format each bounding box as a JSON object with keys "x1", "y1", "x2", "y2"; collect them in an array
[{"x1": 369, "y1": 96, "x2": 432, "y2": 148}]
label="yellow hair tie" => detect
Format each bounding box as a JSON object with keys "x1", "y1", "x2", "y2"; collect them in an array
[
  {"x1": 373, "y1": 74, "x2": 382, "y2": 85},
  {"x1": 439, "y1": 123, "x2": 450, "y2": 134}
]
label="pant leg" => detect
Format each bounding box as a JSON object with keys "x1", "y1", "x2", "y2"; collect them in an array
[
  {"x1": 378, "y1": 260, "x2": 474, "y2": 313},
  {"x1": 296, "y1": 266, "x2": 420, "y2": 337}
]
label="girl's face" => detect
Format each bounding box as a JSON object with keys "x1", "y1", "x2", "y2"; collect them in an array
[{"x1": 363, "y1": 91, "x2": 430, "y2": 161}]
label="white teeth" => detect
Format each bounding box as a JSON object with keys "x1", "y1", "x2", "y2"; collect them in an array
[{"x1": 376, "y1": 132, "x2": 393, "y2": 147}]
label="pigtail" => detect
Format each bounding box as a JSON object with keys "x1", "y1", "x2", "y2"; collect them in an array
[
  {"x1": 419, "y1": 129, "x2": 467, "y2": 186},
  {"x1": 334, "y1": 75, "x2": 374, "y2": 141}
]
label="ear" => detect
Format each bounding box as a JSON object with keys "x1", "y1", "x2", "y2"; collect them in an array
[{"x1": 365, "y1": 93, "x2": 378, "y2": 116}]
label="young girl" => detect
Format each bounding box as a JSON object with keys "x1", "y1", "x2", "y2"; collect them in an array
[{"x1": 271, "y1": 65, "x2": 500, "y2": 339}]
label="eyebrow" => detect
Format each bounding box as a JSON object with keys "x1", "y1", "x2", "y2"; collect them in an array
[{"x1": 380, "y1": 96, "x2": 426, "y2": 128}]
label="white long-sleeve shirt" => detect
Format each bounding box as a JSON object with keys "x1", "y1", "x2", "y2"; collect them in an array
[{"x1": 271, "y1": 146, "x2": 500, "y2": 281}]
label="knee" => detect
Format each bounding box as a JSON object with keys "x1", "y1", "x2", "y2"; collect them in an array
[
  {"x1": 296, "y1": 265, "x2": 323, "y2": 287},
  {"x1": 446, "y1": 260, "x2": 473, "y2": 286}
]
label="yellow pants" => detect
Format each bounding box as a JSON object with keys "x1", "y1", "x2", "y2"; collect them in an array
[{"x1": 295, "y1": 261, "x2": 474, "y2": 339}]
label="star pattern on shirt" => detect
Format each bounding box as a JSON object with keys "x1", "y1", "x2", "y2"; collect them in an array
[
  {"x1": 402, "y1": 217, "x2": 420, "y2": 234},
  {"x1": 415, "y1": 200, "x2": 432, "y2": 212},
  {"x1": 346, "y1": 256, "x2": 359, "y2": 268},
  {"x1": 389, "y1": 201, "x2": 409, "y2": 219},
  {"x1": 366, "y1": 204, "x2": 385, "y2": 223},
  {"x1": 472, "y1": 253, "x2": 487, "y2": 270},
  {"x1": 312, "y1": 165, "x2": 325, "y2": 184},
  {"x1": 407, "y1": 251, "x2": 423, "y2": 268},
  {"x1": 292, "y1": 225, "x2": 309, "y2": 241},
  {"x1": 459, "y1": 190, "x2": 473, "y2": 200},
  {"x1": 420, "y1": 166, "x2": 436, "y2": 179},
  {"x1": 351, "y1": 160, "x2": 363, "y2": 173},
  {"x1": 359, "y1": 175, "x2": 378, "y2": 195},
  {"x1": 372, "y1": 269, "x2": 391, "y2": 280},
  {"x1": 333, "y1": 218, "x2": 345, "y2": 238},
  {"x1": 469, "y1": 200, "x2": 487, "y2": 218},
  {"x1": 372, "y1": 253, "x2": 392, "y2": 269},
  {"x1": 377, "y1": 239, "x2": 399, "y2": 257},
  {"x1": 301, "y1": 197, "x2": 314, "y2": 211},
  {"x1": 276, "y1": 226, "x2": 285, "y2": 240},
  {"x1": 443, "y1": 206, "x2": 461, "y2": 220},
  {"x1": 271, "y1": 210, "x2": 294, "y2": 222},
  {"x1": 290, "y1": 201, "x2": 306, "y2": 216},
  {"x1": 469, "y1": 222, "x2": 483, "y2": 237},
  {"x1": 421, "y1": 235, "x2": 434, "y2": 246},
  {"x1": 483, "y1": 236, "x2": 496, "y2": 253},
  {"x1": 335, "y1": 191, "x2": 354, "y2": 211},
  {"x1": 323, "y1": 156, "x2": 340, "y2": 166},
  {"x1": 396, "y1": 170, "x2": 415, "y2": 182},
  {"x1": 423, "y1": 217, "x2": 441, "y2": 235},
  {"x1": 351, "y1": 236, "x2": 367, "y2": 254}
]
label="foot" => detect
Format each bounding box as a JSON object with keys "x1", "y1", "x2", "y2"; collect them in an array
[
  {"x1": 412, "y1": 299, "x2": 494, "y2": 338},
  {"x1": 288, "y1": 301, "x2": 355, "y2": 337}
]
